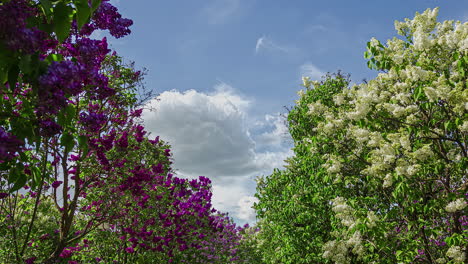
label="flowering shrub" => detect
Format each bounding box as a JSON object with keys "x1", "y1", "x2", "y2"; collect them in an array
[
  {"x1": 255, "y1": 8, "x2": 467, "y2": 264},
  {"x1": 0, "y1": 1, "x2": 253, "y2": 263}
]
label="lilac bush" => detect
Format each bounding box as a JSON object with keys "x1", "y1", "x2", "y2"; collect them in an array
[{"x1": 0, "y1": 1, "x2": 254, "y2": 263}]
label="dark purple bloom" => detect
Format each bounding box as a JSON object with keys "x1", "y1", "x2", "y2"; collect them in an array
[
  {"x1": 134, "y1": 125, "x2": 146, "y2": 143},
  {"x1": 59, "y1": 249, "x2": 73, "y2": 258},
  {"x1": 37, "y1": 61, "x2": 85, "y2": 116},
  {"x1": 0, "y1": 127, "x2": 24, "y2": 162},
  {"x1": 79, "y1": 112, "x2": 107, "y2": 133},
  {"x1": 0, "y1": 0, "x2": 54, "y2": 54},
  {"x1": 92, "y1": 2, "x2": 133, "y2": 38},
  {"x1": 72, "y1": 37, "x2": 110, "y2": 71},
  {"x1": 117, "y1": 131, "x2": 129, "y2": 149},
  {"x1": 149, "y1": 136, "x2": 160, "y2": 145},
  {"x1": 130, "y1": 108, "x2": 143, "y2": 117},
  {"x1": 69, "y1": 154, "x2": 80, "y2": 161},
  {"x1": 164, "y1": 149, "x2": 171, "y2": 157},
  {"x1": 39, "y1": 119, "x2": 62, "y2": 137},
  {"x1": 52, "y1": 181, "x2": 63, "y2": 189},
  {"x1": 25, "y1": 257, "x2": 36, "y2": 264}
]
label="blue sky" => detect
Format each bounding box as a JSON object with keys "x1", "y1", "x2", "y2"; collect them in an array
[{"x1": 106, "y1": 0, "x2": 467, "y2": 224}]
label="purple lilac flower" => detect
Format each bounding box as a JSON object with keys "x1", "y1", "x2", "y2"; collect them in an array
[
  {"x1": 52, "y1": 181, "x2": 63, "y2": 189},
  {"x1": 73, "y1": 37, "x2": 110, "y2": 71},
  {"x1": 134, "y1": 125, "x2": 146, "y2": 143},
  {"x1": 0, "y1": 0, "x2": 54, "y2": 53},
  {"x1": 92, "y1": 1, "x2": 133, "y2": 38},
  {"x1": 39, "y1": 119, "x2": 62, "y2": 137},
  {"x1": 37, "y1": 61, "x2": 85, "y2": 116},
  {"x1": 0, "y1": 127, "x2": 24, "y2": 162},
  {"x1": 25, "y1": 257, "x2": 36, "y2": 264},
  {"x1": 79, "y1": 112, "x2": 107, "y2": 133},
  {"x1": 59, "y1": 249, "x2": 73, "y2": 258}
]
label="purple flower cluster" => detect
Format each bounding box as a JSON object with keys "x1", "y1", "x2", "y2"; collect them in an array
[
  {"x1": 37, "y1": 61, "x2": 85, "y2": 116},
  {"x1": 79, "y1": 112, "x2": 107, "y2": 133},
  {"x1": 107, "y1": 171, "x2": 247, "y2": 262},
  {"x1": 0, "y1": 127, "x2": 23, "y2": 163},
  {"x1": 80, "y1": 0, "x2": 133, "y2": 38},
  {"x1": 0, "y1": 0, "x2": 55, "y2": 53},
  {"x1": 66, "y1": 37, "x2": 110, "y2": 71},
  {"x1": 39, "y1": 119, "x2": 62, "y2": 137}
]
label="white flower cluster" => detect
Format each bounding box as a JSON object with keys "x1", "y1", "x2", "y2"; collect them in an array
[
  {"x1": 410, "y1": 144, "x2": 434, "y2": 161},
  {"x1": 322, "y1": 232, "x2": 365, "y2": 264},
  {"x1": 308, "y1": 101, "x2": 328, "y2": 116},
  {"x1": 446, "y1": 246, "x2": 466, "y2": 263},
  {"x1": 445, "y1": 198, "x2": 467, "y2": 213},
  {"x1": 322, "y1": 240, "x2": 350, "y2": 264},
  {"x1": 323, "y1": 198, "x2": 366, "y2": 263},
  {"x1": 310, "y1": 8, "x2": 468, "y2": 262},
  {"x1": 366, "y1": 211, "x2": 379, "y2": 228},
  {"x1": 331, "y1": 197, "x2": 356, "y2": 228},
  {"x1": 323, "y1": 155, "x2": 343, "y2": 177}
]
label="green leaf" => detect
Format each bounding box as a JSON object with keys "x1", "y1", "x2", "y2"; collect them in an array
[
  {"x1": 8, "y1": 65, "x2": 19, "y2": 91},
  {"x1": 18, "y1": 54, "x2": 32, "y2": 75},
  {"x1": 39, "y1": 0, "x2": 53, "y2": 20},
  {"x1": 10, "y1": 173, "x2": 27, "y2": 193},
  {"x1": 0, "y1": 68, "x2": 7, "y2": 86},
  {"x1": 45, "y1": 53, "x2": 64, "y2": 63},
  {"x1": 78, "y1": 135, "x2": 89, "y2": 156},
  {"x1": 75, "y1": 0, "x2": 92, "y2": 30},
  {"x1": 91, "y1": 0, "x2": 102, "y2": 12},
  {"x1": 53, "y1": 2, "x2": 74, "y2": 43},
  {"x1": 60, "y1": 132, "x2": 75, "y2": 153},
  {"x1": 30, "y1": 166, "x2": 42, "y2": 190},
  {"x1": 444, "y1": 121, "x2": 450, "y2": 131},
  {"x1": 364, "y1": 51, "x2": 371, "y2": 59}
]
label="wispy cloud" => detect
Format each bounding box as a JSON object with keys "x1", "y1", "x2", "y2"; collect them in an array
[
  {"x1": 300, "y1": 62, "x2": 325, "y2": 81},
  {"x1": 255, "y1": 35, "x2": 290, "y2": 54},
  {"x1": 202, "y1": 0, "x2": 241, "y2": 25}
]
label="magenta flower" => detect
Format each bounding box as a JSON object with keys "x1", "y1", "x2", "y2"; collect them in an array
[
  {"x1": 52, "y1": 181, "x2": 63, "y2": 189},
  {"x1": 0, "y1": 127, "x2": 24, "y2": 163},
  {"x1": 25, "y1": 257, "x2": 36, "y2": 264},
  {"x1": 59, "y1": 249, "x2": 72, "y2": 258},
  {"x1": 69, "y1": 154, "x2": 80, "y2": 161}
]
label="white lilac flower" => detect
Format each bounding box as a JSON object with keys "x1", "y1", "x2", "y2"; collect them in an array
[
  {"x1": 445, "y1": 198, "x2": 467, "y2": 213},
  {"x1": 446, "y1": 246, "x2": 466, "y2": 263}
]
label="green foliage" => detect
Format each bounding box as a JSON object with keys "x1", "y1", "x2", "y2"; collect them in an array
[{"x1": 255, "y1": 8, "x2": 467, "y2": 264}]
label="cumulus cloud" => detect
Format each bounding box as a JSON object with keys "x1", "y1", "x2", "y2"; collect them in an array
[
  {"x1": 300, "y1": 62, "x2": 325, "y2": 81},
  {"x1": 255, "y1": 114, "x2": 290, "y2": 147},
  {"x1": 255, "y1": 36, "x2": 290, "y2": 54},
  {"x1": 142, "y1": 83, "x2": 292, "y2": 223}
]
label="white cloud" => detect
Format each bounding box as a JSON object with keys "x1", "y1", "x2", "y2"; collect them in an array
[
  {"x1": 142, "y1": 83, "x2": 292, "y2": 223},
  {"x1": 255, "y1": 35, "x2": 290, "y2": 54},
  {"x1": 300, "y1": 62, "x2": 325, "y2": 81},
  {"x1": 202, "y1": 0, "x2": 241, "y2": 25},
  {"x1": 237, "y1": 195, "x2": 259, "y2": 221},
  {"x1": 256, "y1": 114, "x2": 290, "y2": 147}
]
